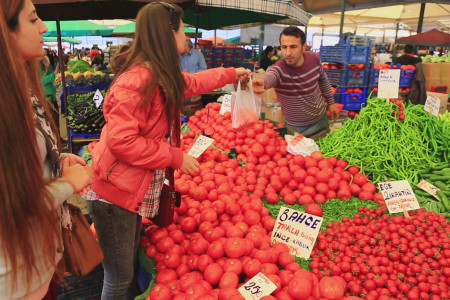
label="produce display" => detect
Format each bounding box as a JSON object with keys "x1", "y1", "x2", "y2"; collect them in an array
[
  {"x1": 55, "y1": 70, "x2": 113, "y2": 86},
  {"x1": 67, "y1": 91, "x2": 106, "y2": 133},
  {"x1": 310, "y1": 208, "x2": 450, "y2": 300},
  {"x1": 414, "y1": 162, "x2": 450, "y2": 217},
  {"x1": 80, "y1": 97, "x2": 448, "y2": 299},
  {"x1": 423, "y1": 53, "x2": 450, "y2": 63},
  {"x1": 68, "y1": 59, "x2": 93, "y2": 73},
  {"x1": 318, "y1": 97, "x2": 449, "y2": 184}
]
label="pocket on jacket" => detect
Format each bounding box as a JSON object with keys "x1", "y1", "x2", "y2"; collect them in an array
[{"x1": 107, "y1": 162, "x2": 145, "y2": 194}]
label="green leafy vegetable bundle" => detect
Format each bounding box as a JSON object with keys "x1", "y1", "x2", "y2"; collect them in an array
[
  {"x1": 318, "y1": 97, "x2": 449, "y2": 184},
  {"x1": 68, "y1": 60, "x2": 93, "y2": 73}
]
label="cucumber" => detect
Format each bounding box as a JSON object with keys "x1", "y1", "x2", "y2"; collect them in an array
[
  {"x1": 428, "y1": 175, "x2": 450, "y2": 182},
  {"x1": 437, "y1": 192, "x2": 450, "y2": 211},
  {"x1": 433, "y1": 181, "x2": 448, "y2": 191},
  {"x1": 414, "y1": 189, "x2": 431, "y2": 197},
  {"x1": 430, "y1": 162, "x2": 450, "y2": 171}
]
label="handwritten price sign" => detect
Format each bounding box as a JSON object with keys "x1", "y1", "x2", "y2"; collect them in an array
[
  {"x1": 187, "y1": 135, "x2": 214, "y2": 158},
  {"x1": 378, "y1": 180, "x2": 420, "y2": 214},
  {"x1": 238, "y1": 272, "x2": 277, "y2": 300},
  {"x1": 219, "y1": 94, "x2": 232, "y2": 114},
  {"x1": 93, "y1": 89, "x2": 104, "y2": 108},
  {"x1": 378, "y1": 69, "x2": 400, "y2": 100}
]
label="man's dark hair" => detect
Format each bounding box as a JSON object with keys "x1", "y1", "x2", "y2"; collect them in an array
[
  {"x1": 404, "y1": 44, "x2": 414, "y2": 54},
  {"x1": 280, "y1": 26, "x2": 306, "y2": 44}
]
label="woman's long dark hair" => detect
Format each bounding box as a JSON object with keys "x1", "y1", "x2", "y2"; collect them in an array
[
  {"x1": 1, "y1": 0, "x2": 60, "y2": 294},
  {"x1": 111, "y1": 2, "x2": 186, "y2": 138}
]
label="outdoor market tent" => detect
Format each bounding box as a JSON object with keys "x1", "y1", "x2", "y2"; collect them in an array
[
  {"x1": 44, "y1": 36, "x2": 82, "y2": 44},
  {"x1": 183, "y1": 0, "x2": 310, "y2": 31},
  {"x1": 43, "y1": 20, "x2": 113, "y2": 37},
  {"x1": 396, "y1": 29, "x2": 450, "y2": 47},
  {"x1": 112, "y1": 23, "x2": 202, "y2": 38},
  {"x1": 307, "y1": 3, "x2": 450, "y2": 35}
]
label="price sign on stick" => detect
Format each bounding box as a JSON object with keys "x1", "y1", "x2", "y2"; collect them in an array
[
  {"x1": 417, "y1": 180, "x2": 442, "y2": 200},
  {"x1": 219, "y1": 94, "x2": 232, "y2": 114},
  {"x1": 271, "y1": 207, "x2": 322, "y2": 258},
  {"x1": 238, "y1": 272, "x2": 277, "y2": 300},
  {"x1": 378, "y1": 180, "x2": 420, "y2": 215},
  {"x1": 378, "y1": 69, "x2": 400, "y2": 100},
  {"x1": 187, "y1": 135, "x2": 214, "y2": 158},
  {"x1": 93, "y1": 89, "x2": 103, "y2": 108},
  {"x1": 424, "y1": 94, "x2": 441, "y2": 117}
]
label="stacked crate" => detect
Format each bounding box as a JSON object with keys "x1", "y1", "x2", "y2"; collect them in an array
[
  {"x1": 368, "y1": 64, "x2": 416, "y2": 99},
  {"x1": 320, "y1": 39, "x2": 372, "y2": 111},
  {"x1": 233, "y1": 46, "x2": 244, "y2": 67}
]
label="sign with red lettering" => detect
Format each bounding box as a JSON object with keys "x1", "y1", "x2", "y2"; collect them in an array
[
  {"x1": 238, "y1": 272, "x2": 277, "y2": 300},
  {"x1": 270, "y1": 207, "x2": 323, "y2": 259},
  {"x1": 378, "y1": 180, "x2": 420, "y2": 214}
]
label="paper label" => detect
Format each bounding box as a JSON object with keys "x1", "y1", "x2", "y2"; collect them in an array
[
  {"x1": 378, "y1": 69, "x2": 401, "y2": 99},
  {"x1": 271, "y1": 207, "x2": 322, "y2": 259},
  {"x1": 187, "y1": 135, "x2": 214, "y2": 158},
  {"x1": 238, "y1": 272, "x2": 277, "y2": 300},
  {"x1": 424, "y1": 94, "x2": 441, "y2": 117},
  {"x1": 93, "y1": 89, "x2": 103, "y2": 108},
  {"x1": 378, "y1": 180, "x2": 420, "y2": 214},
  {"x1": 417, "y1": 180, "x2": 442, "y2": 200},
  {"x1": 219, "y1": 94, "x2": 232, "y2": 114}
]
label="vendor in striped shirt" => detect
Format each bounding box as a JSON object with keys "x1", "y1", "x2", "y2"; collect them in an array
[{"x1": 253, "y1": 26, "x2": 340, "y2": 138}]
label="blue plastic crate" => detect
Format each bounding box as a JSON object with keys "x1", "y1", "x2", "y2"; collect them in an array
[
  {"x1": 325, "y1": 68, "x2": 369, "y2": 87},
  {"x1": 58, "y1": 264, "x2": 103, "y2": 300},
  {"x1": 137, "y1": 266, "x2": 153, "y2": 293},
  {"x1": 369, "y1": 69, "x2": 380, "y2": 86},
  {"x1": 213, "y1": 46, "x2": 224, "y2": 54},
  {"x1": 320, "y1": 40, "x2": 371, "y2": 64},
  {"x1": 94, "y1": 82, "x2": 111, "y2": 91},
  {"x1": 67, "y1": 84, "x2": 94, "y2": 95},
  {"x1": 399, "y1": 70, "x2": 415, "y2": 87},
  {"x1": 341, "y1": 93, "x2": 367, "y2": 110}
]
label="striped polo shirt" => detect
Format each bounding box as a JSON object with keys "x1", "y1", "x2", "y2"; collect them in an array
[{"x1": 263, "y1": 52, "x2": 335, "y2": 127}]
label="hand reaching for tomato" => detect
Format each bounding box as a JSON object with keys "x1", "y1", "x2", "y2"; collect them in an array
[{"x1": 180, "y1": 152, "x2": 199, "y2": 175}]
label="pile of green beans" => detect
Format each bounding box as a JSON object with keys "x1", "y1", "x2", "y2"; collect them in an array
[{"x1": 318, "y1": 97, "x2": 450, "y2": 185}]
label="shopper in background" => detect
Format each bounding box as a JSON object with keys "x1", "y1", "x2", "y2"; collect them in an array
[
  {"x1": 395, "y1": 44, "x2": 422, "y2": 65},
  {"x1": 180, "y1": 39, "x2": 207, "y2": 73},
  {"x1": 260, "y1": 45, "x2": 275, "y2": 70},
  {"x1": 90, "y1": 45, "x2": 101, "y2": 61},
  {"x1": 253, "y1": 26, "x2": 339, "y2": 138},
  {"x1": 84, "y1": 2, "x2": 249, "y2": 299},
  {"x1": 0, "y1": 0, "x2": 94, "y2": 299},
  {"x1": 40, "y1": 55, "x2": 59, "y2": 128}
]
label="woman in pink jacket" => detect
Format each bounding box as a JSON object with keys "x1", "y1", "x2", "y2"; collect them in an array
[{"x1": 85, "y1": 2, "x2": 249, "y2": 298}]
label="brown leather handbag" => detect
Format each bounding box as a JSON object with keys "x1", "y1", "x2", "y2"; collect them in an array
[
  {"x1": 62, "y1": 203, "x2": 104, "y2": 276},
  {"x1": 150, "y1": 167, "x2": 181, "y2": 227}
]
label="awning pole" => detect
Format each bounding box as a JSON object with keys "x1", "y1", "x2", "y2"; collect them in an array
[
  {"x1": 339, "y1": 0, "x2": 346, "y2": 41},
  {"x1": 258, "y1": 25, "x2": 265, "y2": 69}
]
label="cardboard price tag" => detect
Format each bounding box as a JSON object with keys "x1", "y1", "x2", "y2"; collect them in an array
[
  {"x1": 93, "y1": 89, "x2": 104, "y2": 108},
  {"x1": 378, "y1": 180, "x2": 420, "y2": 214},
  {"x1": 219, "y1": 94, "x2": 232, "y2": 114},
  {"x1": 271, "y1": 207, "x2": 322, "y2": 259},
  {"x1": 238, "y1": 272, "x2": 277, "y2": 300},
  {"x1": 417, "y1": 180, "x2": 442, "y2": 200},
  {"x1": 424, "y1": 94, "x2": 441, "y2": 117},
  {"x1": 378, "y1": 69, "x2": 400, "y2": 99},
  {"x1": 187, "y1": 135, "x2": 214, "y2": 158}
]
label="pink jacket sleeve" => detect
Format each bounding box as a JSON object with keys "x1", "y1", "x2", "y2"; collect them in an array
[{"x1": 183, "y1": 67, "x2": 237, "y2": 98}]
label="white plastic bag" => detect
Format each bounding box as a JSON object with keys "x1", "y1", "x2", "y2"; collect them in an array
[
  {"x1": 231, "y1": 78, "x2": 261, "y2": 130},
  {"x1": 285, "y1": 133, "x2": 320, "y2": 156}
]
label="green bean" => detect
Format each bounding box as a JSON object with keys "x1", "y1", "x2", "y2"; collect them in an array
[{"x1": 318, "y1": 97, "x2": 450, "y2": 185}]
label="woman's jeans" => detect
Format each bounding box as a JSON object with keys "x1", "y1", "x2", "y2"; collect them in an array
[
  {"x1": 87, "y1": 200, "x2": 142, "y2": 300},
  {"x1": 287, "y1": 113, "x2": 329, "y2": 138}
]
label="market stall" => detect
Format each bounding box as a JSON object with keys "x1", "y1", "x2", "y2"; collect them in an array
[{"x1": 77, "y1": 92, "x2": 450, "y2": 299}]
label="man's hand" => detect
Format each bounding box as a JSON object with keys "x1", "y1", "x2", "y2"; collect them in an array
[
  {"x1": 252, "y1": 78, "x2": 266, "y2": 94},
  {"x1": 328, "y1": 104, "x2": 340, "y2": 121}
]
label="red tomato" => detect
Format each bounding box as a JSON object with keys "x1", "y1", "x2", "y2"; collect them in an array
[
  {"x1": 150, "y1": 283, "x2": 172, "y2": 300},
  {"x1": 243, "y1": 259, "x2": 262, "y2": 278},
  {"x1": 319, "y1": 276, "x2": 347, "y2": 299},
  {"x1": 288, "y1": 277, "x2": 312, "y2": 299},
  {"x1": 219, "y1": 271, "x2": 239, "y2": 289},
  {"x1": 204, "y1": 263, "x2": 224, "y2": 285},
  {"x1": 305, "y1": 203, "x2": 323, "y2": 217},
  {"x1": 224, "y1": 238, "x2": 246, "y2": 258}
]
